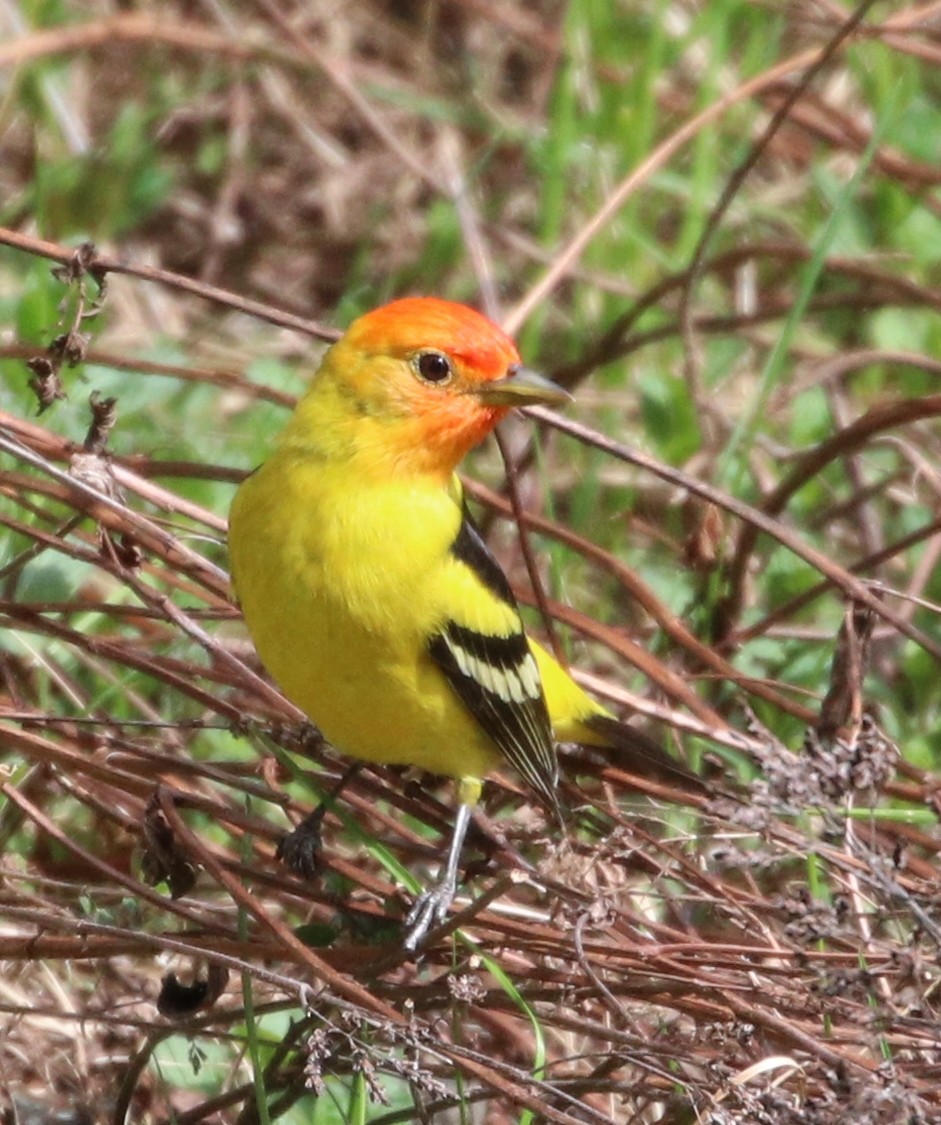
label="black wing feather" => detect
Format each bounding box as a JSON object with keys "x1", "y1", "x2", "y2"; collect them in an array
[{"x1": 428, "y1": 503, "x2": 560, "y2": 818}]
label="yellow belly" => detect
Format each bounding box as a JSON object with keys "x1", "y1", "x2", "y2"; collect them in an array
[{"x1": 228, "y1": 454, "x2": 502, "y2": 782}]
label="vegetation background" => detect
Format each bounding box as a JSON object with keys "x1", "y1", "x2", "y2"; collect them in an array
[{"x1": 2, "y1": 0, "x2": 941, "y2": 1121}]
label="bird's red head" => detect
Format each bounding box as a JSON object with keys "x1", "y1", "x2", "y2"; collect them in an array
[
  {"x1": 345, "y1": 298, "x2": 522, "y2": 387},
  {"x1": 295, "y1": 297, "x2": 569, "y2": 480}
]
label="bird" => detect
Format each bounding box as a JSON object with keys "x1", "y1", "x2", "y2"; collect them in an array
[{"x1": 228, "y1": 297, "x2": 699, "y2": 950}]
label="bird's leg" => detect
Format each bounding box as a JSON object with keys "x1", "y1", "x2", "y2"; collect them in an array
[
  {"x1": 403, "y1": 802, "x2": 472, "y2": 952},
  {"x1": 277, "y1": 761, "x2": 363, "y2": 878},
  {"x1": 403, "y1": 777, "x2": 480, "y2": 952}
]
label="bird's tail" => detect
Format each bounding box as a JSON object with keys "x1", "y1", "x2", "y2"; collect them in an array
[{"x1": 576, "y1": 713, "x2": 708, "y2": 795}]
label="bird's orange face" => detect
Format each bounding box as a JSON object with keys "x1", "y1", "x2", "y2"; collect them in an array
[{"x1": 322, "y1": 297, "x2": 569, "y2": 478}]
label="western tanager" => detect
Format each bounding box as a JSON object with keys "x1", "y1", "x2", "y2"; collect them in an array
[{"x1": 228, "y1": 297, "x2": 696, "y2": 949}]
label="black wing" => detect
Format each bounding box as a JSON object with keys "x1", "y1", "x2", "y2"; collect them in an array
[{"x1": 428, "y1": 502, "x2": 560, "y2": 818}]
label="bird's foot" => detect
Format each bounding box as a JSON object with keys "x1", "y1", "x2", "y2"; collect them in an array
[
  {"x1": 276, "y1": 806, "x2": 326, "y2": 879},
  {"x1": 402, "y1": 873, "x2": 457, "y2": 953},
  {"x1": 277, "y1": 764, "x2": 362, "y2": 879}
]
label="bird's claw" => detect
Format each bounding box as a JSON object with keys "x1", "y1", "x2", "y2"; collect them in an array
[
  {"x1": 276, "y1": 810, "x2": 325, "y2": 879},
  {"x1": 402, "y1": 877, "x2": 456, "y2": 952},
  {"x1": 276, "y1": 763, "x2": 361, "y2": 880}
]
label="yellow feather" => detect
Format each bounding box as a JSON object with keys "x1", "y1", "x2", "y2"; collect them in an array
[{"x1": 231, "y1": 455, "x2": 505, "y2": 782}]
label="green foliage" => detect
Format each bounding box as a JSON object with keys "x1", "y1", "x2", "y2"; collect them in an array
[
  {"x1": 637, "y1": 369, "x2": 700, "y2": 462},
  {"x1": 23, "y1": 103, "x2": 173, "y2": 238},
  {"x1": 6, "y1": 260, "x2": 62, "y2": 346}
]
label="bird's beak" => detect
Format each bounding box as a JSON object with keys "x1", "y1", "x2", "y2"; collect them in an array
[{"x1": 472, "y1": 364, "x2": 572, "y2": 408}]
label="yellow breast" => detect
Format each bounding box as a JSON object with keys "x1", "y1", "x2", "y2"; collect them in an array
[{"x1": 228, "y1": 453, "x2": 502, "y2": 781}]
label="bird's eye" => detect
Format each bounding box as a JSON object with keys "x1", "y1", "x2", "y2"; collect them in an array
[{"x1": 414, "y1": 351, "x2": 453, "y2": 385}]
